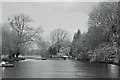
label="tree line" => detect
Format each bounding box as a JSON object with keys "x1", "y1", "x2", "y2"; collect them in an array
[
  {"x1": 1, "y1": 14, "x2": 71, "y2": 58},
  {"x1": 1, "y1": 2, "x2": 120, "y2": 64},
  {"x1": 70, "y1": 2, "x2": 120, "y2": 64}
]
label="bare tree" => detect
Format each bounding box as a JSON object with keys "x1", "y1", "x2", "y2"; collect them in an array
[
  {"x1": 50, "y1": 29, "x2": 71, "y2": 53},
  {"x1": 7, "y1": 14, "x2": 42, "y2": 58}
]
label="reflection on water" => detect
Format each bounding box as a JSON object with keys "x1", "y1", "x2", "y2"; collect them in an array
[
  {"x1": 107, "y1": 64, "x2": 118, "y2": 78},
  {"x1": 0, "y1": 67, "x2": 3, "y2": 79},
  {"x1": 2, "y1": 59, "x2": 118, "y2": 78}
]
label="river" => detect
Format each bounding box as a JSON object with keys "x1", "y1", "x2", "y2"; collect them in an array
[{"x1": 1, "y1": 59, "x2": 119, "y2": 78}]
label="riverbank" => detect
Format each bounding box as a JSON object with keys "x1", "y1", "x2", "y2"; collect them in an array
[
  {"x1": 1, "y1": 56, "x2": 120, "y2": 66},
  {"x1": 2, "y1": 57, "x2": 25, "y2": 62},
  {"x1": 75, "y1": 58, "x2": 120, "y2": 66},
  {"x1": 96, "y1": 61, "x2": 120, "y2": 66}
]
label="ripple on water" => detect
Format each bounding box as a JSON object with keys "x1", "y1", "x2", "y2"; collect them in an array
[{"x1": 3, "y1": 59, "x2": 119, "y2": 78}]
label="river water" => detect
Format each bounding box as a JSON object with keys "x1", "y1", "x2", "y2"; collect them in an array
[{"x1": 1, "y1": 59, "x2": 119, "y2": 78}]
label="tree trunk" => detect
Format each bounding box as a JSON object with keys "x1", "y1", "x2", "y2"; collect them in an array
[{"x1": 16, "y1": 52, "x2": 20, "y2": 58}]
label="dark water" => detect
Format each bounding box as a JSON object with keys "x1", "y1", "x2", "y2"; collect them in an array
[{"x1": 2, "y1": 59, "x2": 119, "y2": 78}]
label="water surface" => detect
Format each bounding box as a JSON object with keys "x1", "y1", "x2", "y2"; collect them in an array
[{"x1": 2, "y1": 59, "x2": 119, "y2": 78}]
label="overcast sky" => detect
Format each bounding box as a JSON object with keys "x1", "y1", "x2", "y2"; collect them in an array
[{"x1": 2, "y1": 2, "x2": 99, "y2": 39}]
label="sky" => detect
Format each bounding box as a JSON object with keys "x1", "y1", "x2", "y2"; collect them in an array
[{"x1": 1, "y1": 0, "x2": 119, "y2": 40}]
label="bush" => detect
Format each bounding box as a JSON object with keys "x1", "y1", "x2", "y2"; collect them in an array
[{"x1": 89, "y1": 44, "x2": 118, "y2": 63}]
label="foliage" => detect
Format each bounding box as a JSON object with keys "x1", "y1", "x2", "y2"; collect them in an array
[
  {"x1": 70, "y1": 2, "x2": 119, "y2": 63},
  {"x1": 70, "y1": 30, "x2": 82, "y2": 57},
  {"x1": 87, "y1": 2, "x2": 119, "y2": 62}
]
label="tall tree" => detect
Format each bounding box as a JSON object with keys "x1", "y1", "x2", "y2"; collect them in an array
[
  {"x1": 87, "y1": 2, "x2": 119, "y2": 62},
  {"x1": 7, "y1": 14, "x2": 42, "y2": 57},
  {"x1": 70, "y1": 29, "x2": 82, "y2": 57}
]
